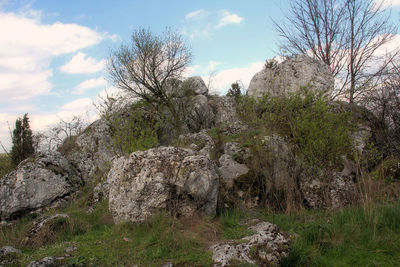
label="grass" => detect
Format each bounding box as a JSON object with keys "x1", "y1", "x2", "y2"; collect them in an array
[
  {"x1": 262, "y1": 204, "x2": 400, "y2": 267},
  {"x1": 2, "y1": 188, "x2": 400, "y2": 266}
]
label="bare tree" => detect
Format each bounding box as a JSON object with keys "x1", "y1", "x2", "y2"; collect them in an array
[
  {"x1": 274, "y1": 0, "x2": 398, "y2": 103},
  {"x1": 107, "y1": 28, "x2": 192, "y2": 131},
  {"x1": 37, "y1": 116, "x2": 87, "y2": 151}
]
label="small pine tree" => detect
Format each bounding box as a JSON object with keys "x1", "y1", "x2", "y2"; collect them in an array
[
  {"x1": 226, "y1": 81, "x2": 242, "y2": 99},
  {"x1": 10, "y1": 113, "x2": 34, "y2": 166}
]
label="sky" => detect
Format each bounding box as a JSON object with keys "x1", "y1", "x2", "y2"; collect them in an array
[{"x1": 0, "y1": 0, "x2": 399, "y2": 150}]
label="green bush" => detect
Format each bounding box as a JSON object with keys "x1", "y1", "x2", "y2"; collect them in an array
[
  {"x1": 108, "y1": 101, "x2": 160, "y2": 155},
  {"x1": 237, "y1": 90, "x2": 353, "y2": 169}
]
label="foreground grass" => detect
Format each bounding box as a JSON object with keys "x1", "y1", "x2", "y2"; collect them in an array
[
  {"x1": 1, "y1": 202, "x2": 400, "y2": 266},
  {"x1": 263, "y1": 204, "x2": 400, "y2": 267}
]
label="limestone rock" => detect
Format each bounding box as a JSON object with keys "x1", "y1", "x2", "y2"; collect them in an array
[
  {"x1": 208, "y1": 96, "x2": 248, "y2": 135},
  {"x1": 107, "y1": 147, "x2": 219, "y2": 223},
  {"x1": 247, "y1": 55, "x2": 334, "y2": 98},
  {"x1": 182, "y1": 76, "x2": 208, "y2": 95},
  {"x1": 219, "y1": 154, "x2": 249, "y2": 188},
  {"x1": 210, "y1": 220, "x2": 290, "y2": 266},
  {"x1": 178, "y1": 131, "x2": 215, "y2": 158},
  {"x1": 300, "y1": 171, "x2": 356, "y2": 209},
  {"x1": 0, "y1": 152, "x2": 82, "y2": 221},
  {"x1": 186, "y1": 95, "x2": 215, "y2": 131},
  {"x1": 0, "y1": 246, "x2": 21, "y2": 256},
  {"x1": 93, "y1": 181, "x2": 110, "y2": 204},
  {"x1": 62, "y1": 119, "x2": 115, "y2": 180},
  {"x1": 0, "y1": 246, "x2": 21, "y2": 266},
  {"x1": 223, "y1": 142, "x2": 250, "y2": 161},
  {"x1": 27, "y1": 256, "x2": 65, "y2": 267}
]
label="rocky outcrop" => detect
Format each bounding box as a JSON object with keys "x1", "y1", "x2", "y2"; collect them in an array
[
  {"x1": 183, "y1": 76, "x2": 208, "y2": 95},
  {"x1": 107, "y1": 147, "x2": 219, "y2": 223},
  {"x1": 178, "y1": 131, "x2": 215, "y2": 158},
  {"x1": 247, "y1": 55, "x2": 334, "y2": 98},
  {"x1": 62, "y1": 119, "x2": 115, "y2": 180},
  {"x1": 300, "y1": 171, "x2": 356, "y2": 209},
  {"x1": 186, "y1": 95, "x2": 215, "y2": 131},
  {"x1": 210, "y1": 220, "x2": 290, "y2": 266},
  {"x1": 0, "y1": 152, "x2": 83, "y2": 221},
  {"x1": 208, "y1": 96, "x2": 248, "y2": 135},
  {"x1": 166, "y1": 76, "x2": 208, "y2": 97},
  {"x1": 219, "y1": 154, "x2": 249, "y2": 188}
]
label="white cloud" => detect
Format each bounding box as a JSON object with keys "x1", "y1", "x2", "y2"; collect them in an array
[
  {"x1": 185, "y1": 9, "x2": 206, "y2": 20},
  {"x1": 203, "y1": 62, "x2": 264, "y2": 95},
  {"x1": 0, "y1": 97, "x2": 96, "y2": 150},
  {"x1": 0, "y1": 10, "x2": 112, "y2": 103},
  {"x1": 72, "y1": 77, "x2": 107, "y2": 95},
  {"x1": 183, "y1": 9, "x2": 244, "y2": 40},
  {"x1": 380, "y1": 0, "x2": 400, "y2": 7},
  {"x1": 60, "y1": 52, "x2": 105, "y2": 74},
  {"x1": 216, "y1": 10, "x2": 244, "y2": 28}
]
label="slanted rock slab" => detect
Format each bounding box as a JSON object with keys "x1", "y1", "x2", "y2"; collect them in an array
[{"x1": 0, "y1": 152, "x2": 83, "y2": 221}]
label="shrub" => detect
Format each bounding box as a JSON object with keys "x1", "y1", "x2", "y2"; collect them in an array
[
  {"x1": 237, "y1": 90, "x2": 353, "y2": 170},
  {"x1": 108, "y1": 101, "x2": 160, "y2": 156}
]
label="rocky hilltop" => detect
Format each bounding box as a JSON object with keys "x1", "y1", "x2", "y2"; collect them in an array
[{"x1": 0, "y1": 55, "x2": 395, "y2": 266}]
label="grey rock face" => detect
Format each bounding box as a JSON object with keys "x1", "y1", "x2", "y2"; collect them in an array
[
  {"x1": 63, "y1": 119, "x2": 115, "y2": 180},
  {"x1": 182, "y1": 76, "x2": 208, "y2": 95},
  {"x1": 186, "y1": 95, "x2": 215, "y2": 131},
  {"x1": 107, "y1": 147, "x2": 219, "y2": 223},
  {"x1": 0, "y1": 152, "x2": 82, "y2": 221},
  {"x1": 300, "y1": 171, "x2": 356, "y2": 209},
  {"x1": 0, "y1": 246, "x2": 21, "y2": 266},
  {"x1": 352, "y1": 123, "x2": 371, "y2": 155},
  {"x1": 210, "y1": 220, "x2": 290, "y2": 266},
  {"x1": 27, "y1": 256, "x2": 65, "y2": 267},
  {"x1": 178, "y1": 131, "x2": 215, "y2": 158},
  {"x1": 0, "y1": 246, "x2": 21, "y2": 256},
  {"x1": 247, "y1": 55, "x2": 334, "y2": 98},
  {"x1": 208, "y1": 96, "x2": 248, "y2": 135},
  {"x1": 223, "y1": 142, "x2": 250, "y2": 160},
  {"x1": 219, "y1": 154, "x2": 249, "y2": 188},
  {"x1": 92, "y1": 181, "x2": 110, "y2": 204}
]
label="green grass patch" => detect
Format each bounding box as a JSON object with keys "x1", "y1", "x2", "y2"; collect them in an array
[
  {"x1": 4, "y1": 202, "x2": 213, "y2": 267},
  {"x1": 260, "y1": 204, "x2": 400, "y2": 266}
]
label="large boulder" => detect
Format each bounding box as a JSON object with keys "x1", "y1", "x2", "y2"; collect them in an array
[
  {"x1": 247, "y1": 55, "x2": 334, "y2": 98},
  {"x1": 166, "y1": 76, "x2": 208, "y2": 97},
  {"x1": 182, "y1": 76, "x2": 208, "y2": 95},
  {"x1": 300, "y1": 171, "x2": 356, "y2": 209},
  {"x1": 0, "y1": 152, "x2": 83, "y2": 221},
  {"x1": 62, "y1": 119, "x2": 115, "y2": 180},
  {"x1": 107, "y1": 146, "x2": 219, "y2": 223}
]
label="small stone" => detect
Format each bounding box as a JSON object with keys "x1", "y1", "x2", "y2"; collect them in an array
[{"x1": 65, "y1": 246, "x2": 77, "y2": 253}]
